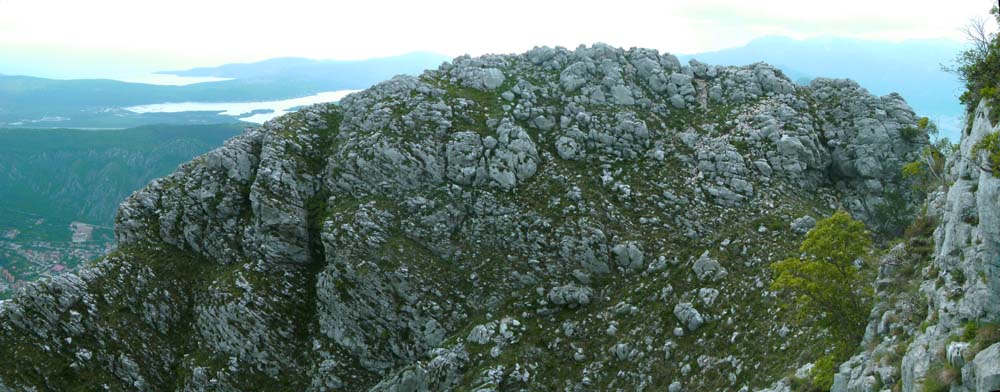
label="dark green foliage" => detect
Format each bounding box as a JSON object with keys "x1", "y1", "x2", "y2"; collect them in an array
[
  {"x1": 899, "y1": 126, "x2": 922, "y2": 141},
  {"x1": 963, "y1": 210, "x2": 980, "y2": 226},
  {"x1": 787, "y1": 352, "x2": 850, "y2": 392},
  {"x1": 871, "y1": 190, "x2": 912, "y2": 237},
  {"x1": 951, "y1": 268, "x2": 967, "y2": 285},
  {"x1": 973, "y1": 131, "x2": 1000, "y2": 177},
  {"x1": 899, "y1": 117, "x2": 933, "y2": 142},
  {"x1": 788, "y1": 372, "x2": 826, "y2": 392},
  {"x1": 962, "y1": 321, "x2": 980, "y2": 341},
  {"x1": 771, "y1": 211, "x2": 874, "y2": 346},
  {"x1": 904, "y1": 215, "x2": 938, "y2": 240}
]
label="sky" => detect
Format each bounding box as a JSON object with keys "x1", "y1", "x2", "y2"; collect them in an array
[{"x1": 0, "y1": 0, "x2": 991, "y2": 71}]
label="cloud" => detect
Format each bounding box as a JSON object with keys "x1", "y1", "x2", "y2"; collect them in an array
[
  {"x1": 678, "y1": 0, "x2": 989, "y2": 44},
  {"x1": 0, "y1": 0, "x2": 989, "y2": 63}
]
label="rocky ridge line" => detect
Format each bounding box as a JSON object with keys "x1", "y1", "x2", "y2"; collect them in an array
[{"x1": 0, "y1": 44, "x2": 927, "y2": 391}]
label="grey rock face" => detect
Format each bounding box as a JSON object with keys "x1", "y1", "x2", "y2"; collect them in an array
[
  {"x1": 611, "y1": 241, "x2": 645, "y2": 272},
  {"x1": 693, "y1": 251, "x2": 727, "y2": 281},
  {"x1": 547, "y1": 284, "x2": 593, "y2": 307},
  {"x1": 832, "y1": 100, "x2": 1000, "y2": 392},
  {"x1": 487, "y1": 120, "x2": 539, "y2": 189},
  {"x1": 371, "y1": 345, "x2": 469, "y2": 392},
  {"x1": 456, "y1": 65, "x2": 506, "y2": 91},
  {"x1": 610, "y1": 85, "x2": 635, "y2": 105},
  {"x1": 560, "y1": 225, "x2": 611, "y2": 274},
  {"x1": 673, "y1": 302, "x2": 705, "y2": 331},
  {"x1": 555, "y1": 136, "x2": 581, "y2": 160},
  {"x1": 790, "y1": 215, "x2": 816, "y2": 234},
  {"x1": 0, "y1": 44, "x2": 929, "y2": 391},
  {"x1": 971, "y1": 343, "x2": 1000, "y2": 392}
]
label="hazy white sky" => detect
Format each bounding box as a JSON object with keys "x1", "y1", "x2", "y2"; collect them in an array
[{"x1": 0, "y1": 0, "x2": 991, "y2": 66}]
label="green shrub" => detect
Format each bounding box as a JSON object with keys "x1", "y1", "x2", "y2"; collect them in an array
[
  {"x1": 902, "y1": 216, "x2": 937, "y2": 260},
  {"x1": 963, "y1": 321, "x2": 980, "y2": 341},
  {"x1": 900, "y1": 126, "x2": 922, "y2": 141},
  {"x1": 811, "y1": 354, "x2": 837, "y2": 390},
  {"x1": 964, "y1": 213, "x2": 980, "y2": 226},
  {"x1": 973, "y1": 131, "x2": 1000, "y2": 177},
  {"x1": 867, "y1": 190, "x2": 912, "y2": 237},
  {"x1": 900, "y1": 117, "x2": 936, "y2": 142},
  {"x1": 788, "y1": 375, "x2": 824, "y2": 392},
  {"x1": 950, "y1": 6, "x2": 1000, "y2": 126},
  {"x1": 771, "y1": 211, "x2": 874, "y2": 345},
  {"x1": 959, "y1": 321, "x2": 1000, "y2": 357},
  {"x1": 902, "y1": 143, "x2": 949, "y2": 194}
]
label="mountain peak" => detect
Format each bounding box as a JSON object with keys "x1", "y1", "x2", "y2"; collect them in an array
[{"x1": 0, "y1": 44, "x2": 930, "y2": 390}]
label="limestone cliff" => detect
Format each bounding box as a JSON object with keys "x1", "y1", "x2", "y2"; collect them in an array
[
  {"x1": 830, "y1": 101, "x2": 1000, "y2": 392},
  {"x1": 0, "y1": 45, "x2": 928, "y2": 391}
]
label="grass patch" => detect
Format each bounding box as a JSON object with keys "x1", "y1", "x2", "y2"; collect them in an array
[
  {"x1": 961, "y1": 321, "x2": 1000, "y2": 357},
  {"x1": 923, "y1": 359, "x2": 960, "y2": 392}
]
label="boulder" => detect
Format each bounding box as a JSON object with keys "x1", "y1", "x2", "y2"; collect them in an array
[
  {"x1": 693, "y1": 251, "x2": 727, "y2": 281},
  {"x1": 547, "y1": 284, "x2": 593, "y2": 308},
  {"x1": 946, "y1": 341, "x2": 969, "y2": 369},
  {"x1": 612, "y1": 241, "x2": 644, "y2": 271},
  {"x1": 972, "y1": 343, "x2": 1000, "y2": 392},
  {"x1": 790, "y1": 215, "x2": 817, "y2": 234},
  {"x1": 673, "y1": 302, "x2": 704, "y2": 331}
]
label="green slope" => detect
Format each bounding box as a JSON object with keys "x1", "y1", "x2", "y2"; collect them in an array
[
  {"x1": 0, "y1": 124, "x2": 244, "y2": 294},
  {"x1": 0, "y1": 123, "x2": 244, "y2": 228}
]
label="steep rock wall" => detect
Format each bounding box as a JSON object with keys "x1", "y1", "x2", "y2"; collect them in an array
[{"x1": 832, "y1": 100, "x2": 1000, "y2": 392}]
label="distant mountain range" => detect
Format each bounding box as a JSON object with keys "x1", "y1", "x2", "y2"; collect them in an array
[
  {"x1": 680, "y1": 36, "x2": 966, "y2": 140},
  {"x1": 160, "y1": 52, "x2": 448, "y2": 82},
  {"x1": 0, "y1": 52, "x2": 450, "y2": 128}
]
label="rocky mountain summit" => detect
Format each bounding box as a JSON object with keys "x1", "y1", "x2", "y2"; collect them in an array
[{"x1": 0, "y1": 44, "x2": 933, "y2": 391}]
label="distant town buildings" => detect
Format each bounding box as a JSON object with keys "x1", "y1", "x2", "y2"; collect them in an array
[
  {"x1": 0, "y1": 221, "x2": 111, "y2": 298},
  {"x1": 70, "y1": 222, "x2": 95, "y2": 243}
]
